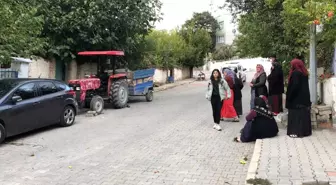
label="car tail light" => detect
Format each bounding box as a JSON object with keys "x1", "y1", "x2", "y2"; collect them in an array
[{"x1": 67, "y1": 90, "x2": 76, "y2": 98}]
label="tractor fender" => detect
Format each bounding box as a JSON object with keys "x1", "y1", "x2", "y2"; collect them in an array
[{"x1": 143, "y1": 86, "x2": 154, "y2": 94}]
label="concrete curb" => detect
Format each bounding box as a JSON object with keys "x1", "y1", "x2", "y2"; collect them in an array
[
  {"x1": 245, "y1": 139, "x2": 262, "y2": 184},
  {"x1": 154, "y1": 79, "x2": 196, "y2": 92}
]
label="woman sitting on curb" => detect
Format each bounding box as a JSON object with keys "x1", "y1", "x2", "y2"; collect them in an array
[{"x1": 234, "y1": 95, "x2": 279, "y2": 142}]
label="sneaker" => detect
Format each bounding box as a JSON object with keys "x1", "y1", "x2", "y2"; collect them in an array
[
  {"x1": 213, "y1": 124, "x2": 217, "y2": 129},
  {"x1": 214, "y1": 124, "x2": 222, "y2": 131}
]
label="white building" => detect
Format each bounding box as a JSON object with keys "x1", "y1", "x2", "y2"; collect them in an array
[{"x1": 209, "y1": 0, "x2": 237, "y2": 46}]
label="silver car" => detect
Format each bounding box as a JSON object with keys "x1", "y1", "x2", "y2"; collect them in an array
[{"x1": 222, "y1": 64, "x2": 247, "y2": 82}]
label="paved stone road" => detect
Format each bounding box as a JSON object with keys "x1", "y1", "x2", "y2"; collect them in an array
[
  {"x1": 253, "y1": 129, "x2": 336, "y2": 185},
  {"x1": 0, "y1": 80, "x2": 254, "y2": 185}
]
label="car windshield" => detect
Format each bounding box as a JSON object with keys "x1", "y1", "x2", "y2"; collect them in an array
[{"x1": 0, "y1": 81, "x2": 18, "y2": 99}]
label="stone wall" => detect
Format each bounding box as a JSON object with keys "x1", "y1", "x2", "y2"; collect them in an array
[
  {"x1": 153, "y1": 68, "x2": 191, "y2": 84},
  {"x1": 311, "y1": 105, "x2": 333, "y2": 129},
  {"x1": 28, "y1": 58, "x2": 192, "y2": 84},
  {"x1": 28, "y1": 58, "x2": 56, "y2": 78},
  {"x1": 321, "y1": 77, "x2": 336, "y2": 111}
]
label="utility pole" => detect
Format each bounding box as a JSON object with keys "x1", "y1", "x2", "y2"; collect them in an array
[{"x1": 309, "y1": 24, "x2": 317, "y2": 104}]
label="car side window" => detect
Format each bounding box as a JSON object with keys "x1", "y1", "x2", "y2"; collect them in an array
[
  {"x1": 54, "y1": 82, "x2": 70, "y2": 91},
  {"x1": 14, "y1": 83, "x2": 37, "y2": 101},
  {"x1": 39, "y1": 82, "x2": 58, "y2": 96}
]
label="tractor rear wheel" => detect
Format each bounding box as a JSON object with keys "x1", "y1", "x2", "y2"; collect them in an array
[{"x1": 110, "y1": 79, "x2": 129, "y2": 109}]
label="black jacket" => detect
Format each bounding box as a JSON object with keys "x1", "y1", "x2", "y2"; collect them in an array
[
  {"x1": 252, "y1": 72, "x2": 268, "y2": 97},
  {"x1": 233, "y1": 75, "x2": 243, "y2": 101},
  {"x1": 268, "y1": 65, "x2": 284, "y2": 95},
  {"x1": 285, "y1": 71, "x2": 311, "y2": 109}
]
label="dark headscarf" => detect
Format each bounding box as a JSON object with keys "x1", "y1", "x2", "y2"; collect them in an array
[
  {"x1": 253, "y1": 95, "x2": 273, "y2": 119},
  {"x1": 271, "y1": 61, "x2": 282, "y2": 73}
]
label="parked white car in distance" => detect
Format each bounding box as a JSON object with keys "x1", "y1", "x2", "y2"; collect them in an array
[{"x1": 221, "y1": 63, "x2": 247, "y2": 83}]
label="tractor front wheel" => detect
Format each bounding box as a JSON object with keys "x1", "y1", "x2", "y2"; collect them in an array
[
  {"x1": 110, "y1": 79, "x2": 129, "y2": 109},
  {"x1": 90, "y1": 95, "x2": 104, "y2": 114}
]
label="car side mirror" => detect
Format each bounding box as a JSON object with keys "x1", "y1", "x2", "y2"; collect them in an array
[
  {"x1": 12, "y1": 95, "x2": 22, "y2": 103},
  {"x1": 243, "y1": 68, "x2": 247, "y2": 71}
]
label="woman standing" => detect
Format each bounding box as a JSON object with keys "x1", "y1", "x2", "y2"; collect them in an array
[
  {"x1": 286, "y1": 59, "x2": 312, "y2": 138},
  {"x1": 250, "y1": 64, "x2": 268, "y2": 109},
  {"x1": 206, "y1": 69, "x2": 231, "y2": 131},
  {"x1": 221, "y1": 69, "x2": 239, "y2": 122},
  {"x1": 267, "y1": 62, "x2": 284, "y2": 115},
  {"x1": 233, "y1": 71, "x2": 244, "y2": 116}
]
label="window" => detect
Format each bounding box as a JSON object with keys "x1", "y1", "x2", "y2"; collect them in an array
[
  {"x1": 216, "y1": 36, "x2": 225, "y2": 44},
  {"x1": 39, "y1": 82, "x2": 58, "y2": 96},
  {"x1": 54, "y1": 82, "x2": 70, "y2": 91},
  {"x1": 0, "y1": 81, "x2": 19, "y2": 99},
  {"x1": 14, "y1": 83, "x2": 37, "y2": 100}
]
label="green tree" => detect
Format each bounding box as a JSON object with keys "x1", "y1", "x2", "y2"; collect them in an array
[
  {"x1": 183, "y1": 12, "x2": 220, "y2": 51},
  {"x1": 0, "y1": 0, "x2": 45, "y2": 64},
  {"x1": 212, "y1": 44, "x2": 236, "y2": 60},
  {"x1": 224, "y1": 0, "x2": 304, "y2": 62},
  {"x1": 142, "y1": 30, "x2": 187, "y2": 69},
  {"x1": 180, "y1": 28, "x2": 212, "y2": 67},
  {"x1": 38, "y1": 0, "x2": 162, "y2": 62}
]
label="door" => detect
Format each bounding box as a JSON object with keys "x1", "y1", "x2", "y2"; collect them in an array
[
  {"x1": 37, "y1": 81, "x2": 63, "y2": 126},
  {"x1": 7, "y1": 82, "x2": 40, "y2": 135},
  {"x1": 55, "y1": 60, "x2": 66, "y2": 81}
]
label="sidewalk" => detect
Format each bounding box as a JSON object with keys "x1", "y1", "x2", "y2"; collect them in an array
[
  {"x1": 154, "y1": 78, "x2": 196, "y2": 92},
  {"x1": 247, "y1": 128, "x2": 336, "y2": 185}
]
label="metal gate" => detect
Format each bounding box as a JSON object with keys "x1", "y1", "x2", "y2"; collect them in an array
[{"x1": 0, "y1": 69, "x2": 18, "y2": 79}]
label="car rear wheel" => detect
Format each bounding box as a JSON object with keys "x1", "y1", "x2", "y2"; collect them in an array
[
  {"x1": 0, "y1": 123, "x2": 5, "y2": 144},
  {"x1": 60, "y1": 106, "x2": 76, "y2": 127}
]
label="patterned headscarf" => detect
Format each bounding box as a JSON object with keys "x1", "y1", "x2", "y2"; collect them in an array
[
  {"x1": 223, "y1": 68, "x2": 235, "y2": 84},
  {"x1": 253, "y1": 64, "x2": 265, "y2": 80},
  {"x1": 254, "y1": 95, "x2": 273, "y2": 119}
]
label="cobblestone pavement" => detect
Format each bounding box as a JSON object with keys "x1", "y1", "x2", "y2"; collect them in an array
[
  {"x1": 0, "y1": 80, "x2": 254, "y2": 185},
  {"x1": 253, "y1": 129, "x2": 336, "y2": 185}
]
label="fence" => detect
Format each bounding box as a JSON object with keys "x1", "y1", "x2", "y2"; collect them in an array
[{"x1": 0, "y1": 69, "x2": 18, "y2": 79}]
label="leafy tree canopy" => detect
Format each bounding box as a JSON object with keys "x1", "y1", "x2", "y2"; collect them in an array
[
  {"x1": 182, "y1": 11, "x2": 220, "y2": 51},
  {"x1": 180, "y1": 27, "x2": 212, "y2": 67},
  {"x1": 38, "y1": 0, "x2": 162, "y2": 62},
  {"x1": 142, "y1": 30, "x2": 187, "y2": 69},
  {"x1": 212, "y1": 44, "x2": 236, "y2": 61},
  {"x1": 0, "y1": 0, "x2": 45, "y2": 64}
]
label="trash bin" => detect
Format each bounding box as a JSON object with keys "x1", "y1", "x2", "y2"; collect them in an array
[{"x1": 168, "y1": 76, "x2": 174, "y2": 83}]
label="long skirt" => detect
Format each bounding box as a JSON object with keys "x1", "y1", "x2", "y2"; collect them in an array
[
  {"x1": 287, "y1": 107, "x2": 312, "y2": 137},
  {"x1": 233, "y1": 99, "x2": 243, "y2": 115},
  {"x1": 221, "y1": 90, "x2": 238, "y2": 119},
  {"x1": 250, "y1": 89, "x2": 255, "y2": 110},
  {"x1": 240, "y1": 120, "x2": 255, "y2": 142},
  {"x1": 268, "y1": 94, "x2": 283, "y2": 114}
]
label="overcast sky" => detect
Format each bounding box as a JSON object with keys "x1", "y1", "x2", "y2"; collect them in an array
[{"x1": 154, "y1": 0, "x2": 237, "y2": 44}]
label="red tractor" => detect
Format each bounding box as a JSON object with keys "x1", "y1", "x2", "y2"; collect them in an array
[{"x1": 68, "y1": 50, "x2": 131, "y2": 114}]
